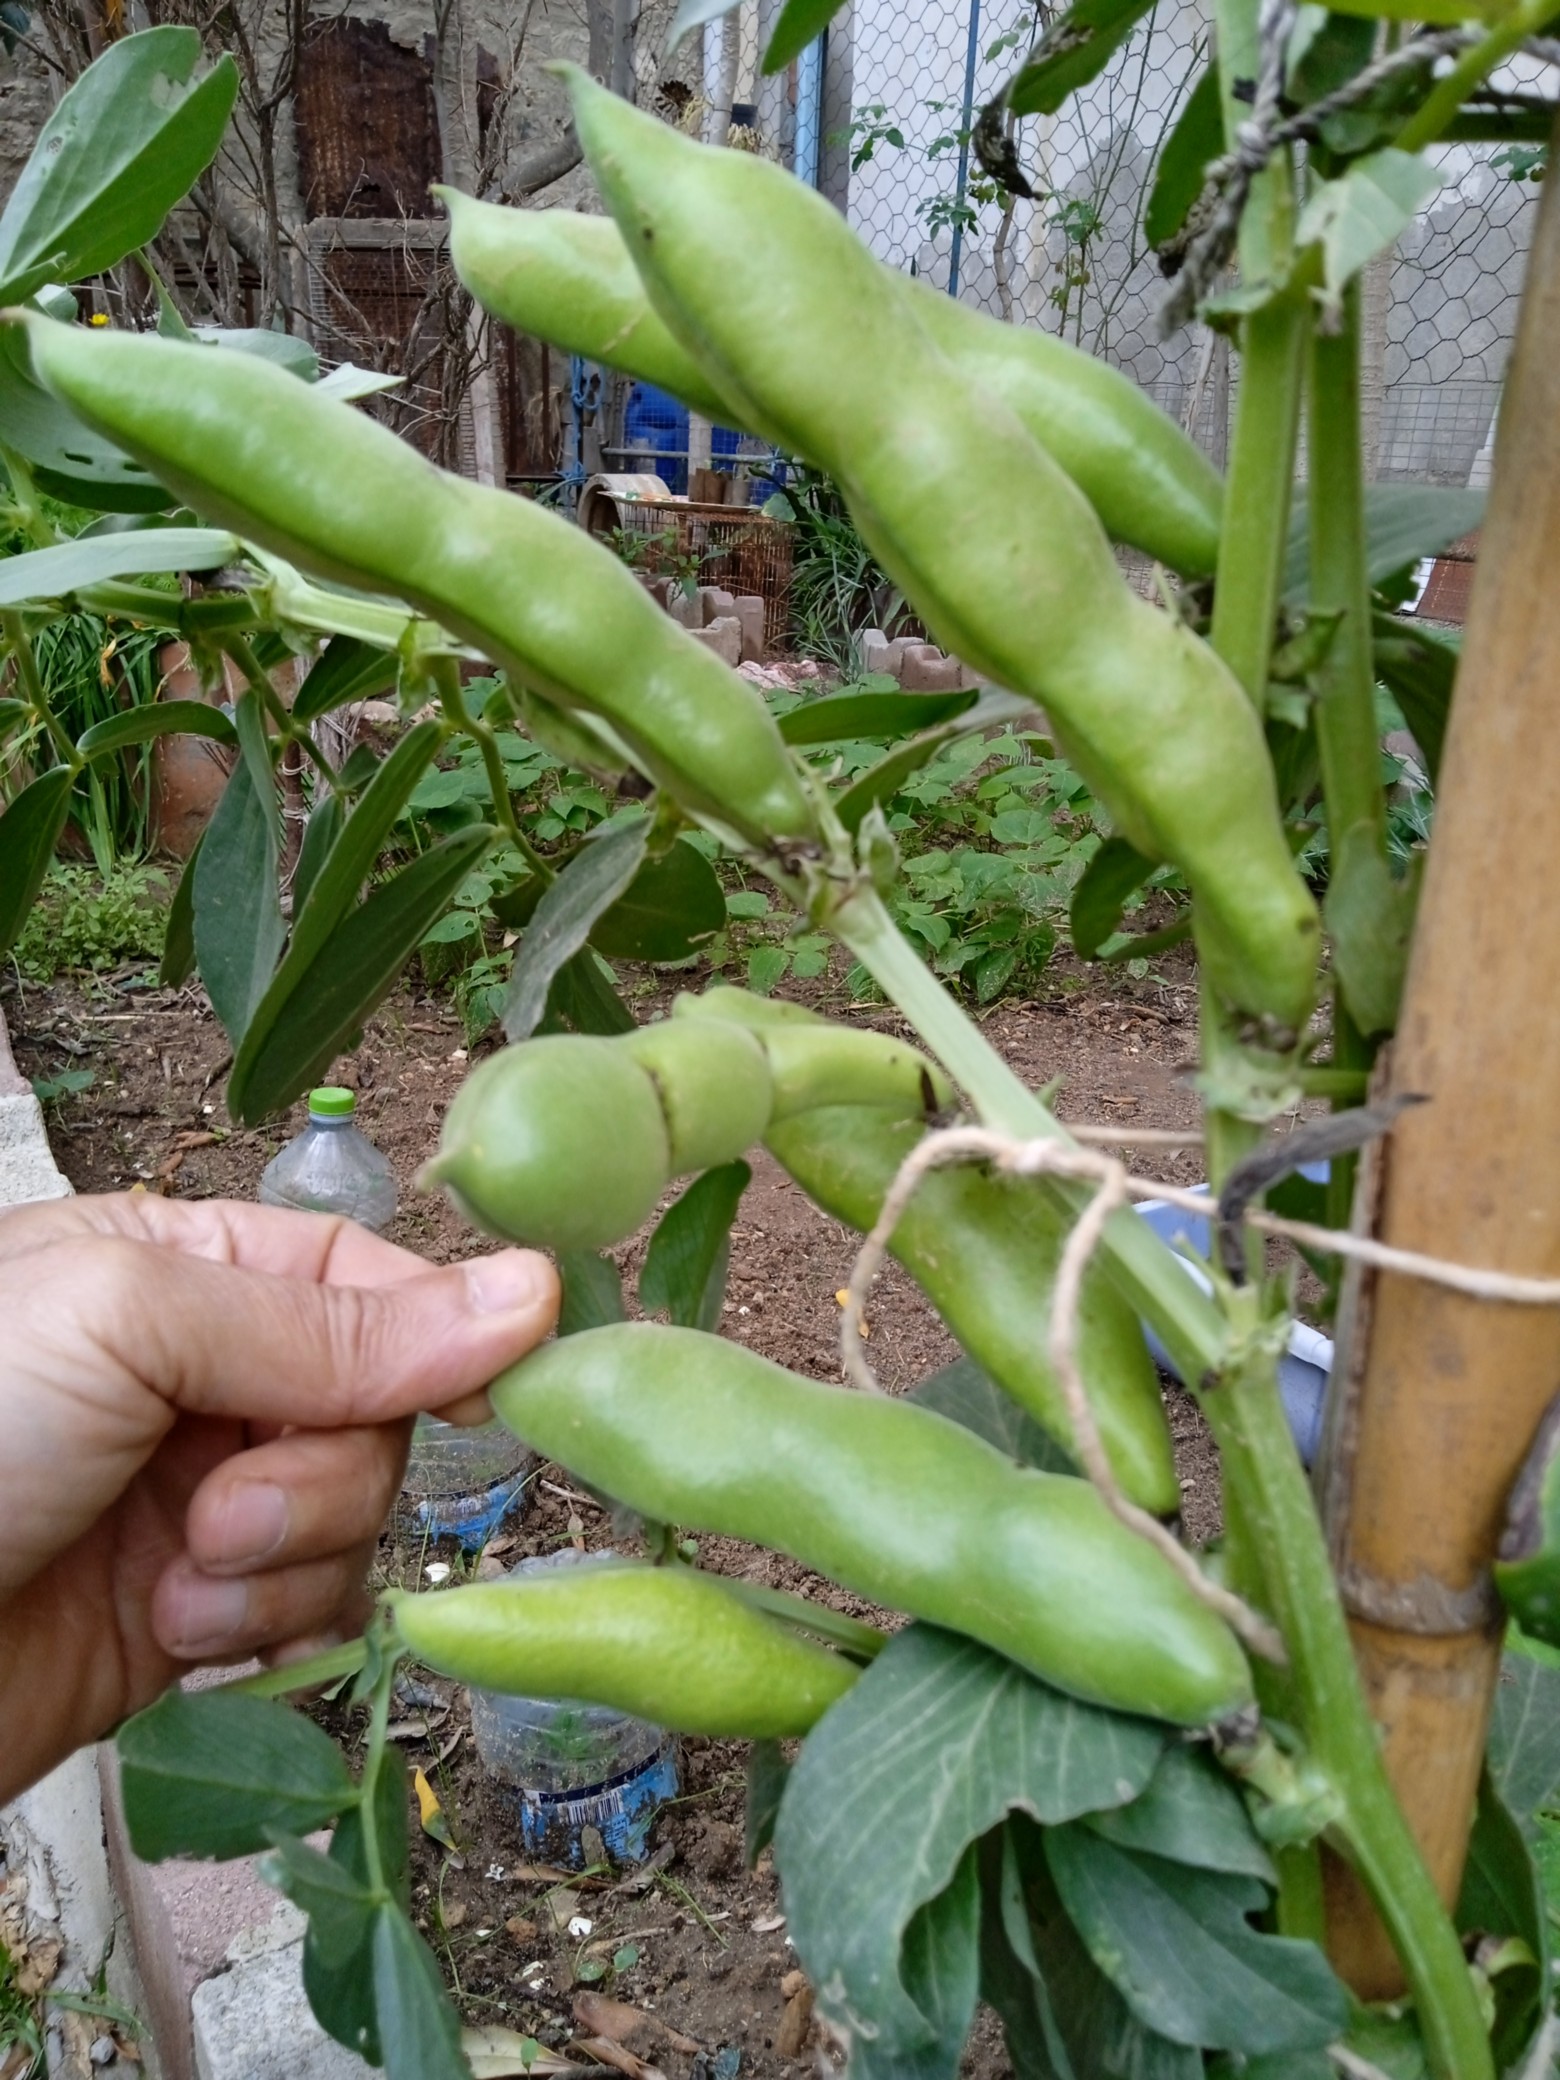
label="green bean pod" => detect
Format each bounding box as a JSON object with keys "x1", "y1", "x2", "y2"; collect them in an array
[
  {"x1": 14, "y1": 313, "x2": 814, "y2": 850},
  {"x1": 560, "y1": 73, "x2": 1320, "y2": 1031},
  {"x1": 442, "y1": 189, "x2": 1223, "y2": 577},
  {"x1": 386, "y1": 1560, "x2": 857, "y2": 1737},
  {"x1": 490, "y1": 1322, "x2": 1251, "y2": 1726},
  {"x1": 422, "y1": 1007, "x2": 949, "y2": 1249},
  {"x1": 764, "y1": 1102, "x2": 1177, "y2": 1514}
]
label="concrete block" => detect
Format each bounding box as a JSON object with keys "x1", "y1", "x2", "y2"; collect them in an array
[
  {"x1": 861, "y1": 630, "x2": 908, "y2": 680},
  {"x1": 697, "y1": 585, "x2": 736, "y2": 627},
  {"x1": 666, "y1": 587, "x2": 703, "y2": 630},
  {"x1": 191, "y1": 1937, "x2": 372, "y2": 2080},
  {"x1": 733, "y1": 595, "x2": 766, "y2": 664},
  {"x1": 687, "y1": 616, "x2": 743, "y2": 667},
  {"x1": 0, "y1": 1093, "x2": 71, "y2": 1206},
  {"x1": 899, "y1": 647, "x2": 964, "y2": 691}
]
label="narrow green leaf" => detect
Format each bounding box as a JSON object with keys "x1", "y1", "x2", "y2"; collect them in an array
[
  {"x1": 193, "y1": 692, "x2": 282, "y2": 1046},
  {"x1": 1009, "y1": 0, "x2": 1156, "y2": 116},
  {"x1": 260, "y1": 1831, "x2": 377, "y2": 1967},
  {"x1": 639, "y1": 1160, "x2": 751, "y2": 1330},
  {"x1": 907, "y1": 1357, "x2": 1076, "y2": 1475},
  {"x1": 1285, "y1": 484, "x2": 1484, "y2": 606},
  {"x1": 976, "y1": 1829, "x2": 1076, "y2": 2080},
  {"x1": 1070, "y1": 834, "x2": 1155, "y2": 961},
  {"x1": 0, "y1": 764, "x2": 72, "y2": 960},
  {"x1": 1086, "y1": 1745, "x2": 1275, "y2": 1882},
  {"x1": 761, "y1": 0, "x2": 845, "y2": 72},
  {"x1": 778, "y1": 687, "x2": 976, "y2": 747},
  {"x1": 1455, "y1": 1770, "x2": 1546, "y2": 2072},
  {"x1": 159, "y1": 830, "x2": 202, "y2": 988},
  {"x1": 745, "y1": 1740, "x2": 790, "y2": 1867},
  {"x1": 1044, "y1": 1829, "x2": 1348, "y2": 2053},
  {"x1": 291, "y1": 792, "x2": 343, "y2": 919},
  {"x1": 1323, "y1": 822, "x2": 1420, "y2": 1038},
  {"x1": 0, "y1": 527, "x2": 236, "y2": 609},
  {"x1": 501, "y1": 815, "x2": 649, "y2": 1042},
  {"x1": 836, "y1": 690, "x2": 1031, "y2": 834},
  {"x1": 0, "y1": 28, "x2": 239, "y2": 304},
  {"x1": 1371, "y1": 611, "x2": 1456, "y2": 786},
  {"x1": 293, "y1": 633, "x2": 398, "y2": 724},
  {"x1": 557, "y1": 1250, "x2": 627, "y2": 1336},
  {"x1": 0, "y1": 323, "x2": 172, "y2": 513},
  {"x1": 0, "y1": 696, "x2": 29, "y2": 738},
  {"x1": 117, "y1": 1688, "x2": 355, "y2": 1861},
  {"x1": 372, "y1": 1904, "x2": 469, "y2": 2080},
  {"x1": 667, "y1": 0, "x2": 740, "y2": 56},
  {"x1": 775, "y1": 1625, "x2": 1164, "y2": 2071},
  {"x1": 231, "y1": 827, "x2": 494, "y2": 1121},
  {"x1": 587, "y1": 836, "x2": 726, "y2": 963},
  {"x1": 78, "y1": 698, "x2": 235, "y2": 758},
  {"x1": 1144, "y1": 66, "x2": 1222, "y2": 248}
]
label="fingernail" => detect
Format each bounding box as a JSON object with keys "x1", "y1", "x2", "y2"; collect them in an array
[
  {"x1": 164, "y1": 1574, "x2": 251, "y2": 1655},
  {"x1": 464, "y1": 1249, "x2": 550, "y2": 1317},
  {"x1": 211, "y1": 1482, "x2": 289, "y2": 1566}
]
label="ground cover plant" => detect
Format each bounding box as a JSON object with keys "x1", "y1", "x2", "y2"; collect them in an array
[{"x1": 0, "y1": 14, "x2": 1556, "y2": 2080}]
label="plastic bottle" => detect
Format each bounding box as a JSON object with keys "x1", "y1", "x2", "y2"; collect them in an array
[
  {"x1": 258, "y1": 1086, "x2": 398, "y2": 1231},
  {"x1": 400, "y1": 1415, "x2": 534, "y2": 1551},
  {"x1": 469, "y1": 1548, "x2": 679, "y2": 1866}
]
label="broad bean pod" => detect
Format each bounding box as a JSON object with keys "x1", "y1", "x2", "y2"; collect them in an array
[
  {"x1": 442, "y1": 190, "x2": 1224, "y2": 578},
  {"x1": 763, "y1": 1101, "x2": 1178, "y2": 1514},
  {"x1": 490, "y1": 1321, "x2": 1252, "y2": 1726},
  {"x1": 14, "y1": 313, "x2": 814, "y2": 850},
  {"x1": 561, "y1": 72, "x2": 1320, "y2": 1031},
  {"x1": 387, "y1": 1560, "x2": 856, "y2": 1737},
  {"x1": 424, "y1": 1006, "x2": 950, "y2": 1250}
]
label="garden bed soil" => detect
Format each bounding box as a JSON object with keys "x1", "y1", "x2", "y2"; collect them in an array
[{"x1": 5, "y1": 948, "x2": 1234, "y2": 2076}]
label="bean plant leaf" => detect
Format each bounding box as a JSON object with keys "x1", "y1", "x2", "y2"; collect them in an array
[
  {"x1": 192, "y1": 694, "x2": 284, "y2": 1047},
  {"x1": 0, "y1": 324, "x2": 173, "y2": 512},
  {"x1": 836, "y1": 689, "x2": 1031, "y2": 834},
  {"x1": 556, "y1": 1250, "x2": 627, "y2": 1336},
  {"x1": 1296, "y1": 149, "x2": 1444, "y2": 322},
  {"x1": 1008, "y1": 0, "x2": 1156, "y2": 115},
  {"x1": 779, "y1": 687, "x2": 977, "y2": 747},
  {"x1": 232, "y1": 826, "x2": 494, "y2": 1121},
  {"x1": 0, "y1": 764, "x2": 73, "y2": 961},
  {"x1": 372, "y1": 1903, "x2": 470, "y2": 2080},
  {"x1": 1286, "y1": 486, "x2": 1484, "y2": 607},
  {"x1": 291, "y1": 792, "x2": 343, "y2": 919},
  {"x1": 293, "y1": 633, "x2": 398, "y2": 723},
  {"x1": 1371, "y1": 611, "x2": 1457, "y2": 786},
  {"x1": 159, "y1": 830, "x2": 202, "y2": 988},
  {"x1": 1070, "y1": 834, "x2": 1156, "y2": 962},
  {"x1": 761, "y1": 0, "x2": 845, "y2": 73},
  {"x1": 78, "y1": 698, "x2": 237, "y2": 758},
  {"x1": 1085, "y1": 1745, "x2": 1275, "y2": 1882},
  {"x1": 666, "y1": 0, "x2": 740, "y2": 60},
  {"x1": 502, "y1": 814, "x2": 649, "y2": 1041},
  {"x1": 639, "y1": 1159, "x2": 751, "y2": 1330},
  {"x1": 774, "y1": 1625, "x2": 1165, "y2": 2075},
  {"x1": 542, "y1": 945, "x2": 637, "y2": 1036},
  {"x1": 1323, "y1": 821, "x2": 1420, "y2": 1039},
  {"x1": 1043, "y1": 1828, "x2": 1348, "y2": 2053},
  {"x1": 908, "y1": 1357, "x2": 1076, "y2": 1475},
  {"x1": 1144, "y1": 65, "x2": 1222, "y2": 249},
  {"x1": 1455, "y1": 1770, "x2": 1547, "y2": 2072},
  {"x1": 295, "y1": 1748, "x2": 411, "y2": 2063},
  {"x1": 977, "y1": 1844, "x2": 1075, "y2": 2080},
  {"x1": 745, "y1": 1740, "x2": 790, "y2": 1867},
  {"x1": 0, "y1": 527, "x2": 237, "y2": 609},
  {"x1": 117, "y1": 1688, "x2": 355, "y2": 1861},
  {"x1": 0, "y1": 28, "x2": 239, "y2": 305},
  {"x1": 1487, "y1": 1649, "x2": 1560, "y2": 1833},
  {"x1": 586, "y1": 836, "x2": 726, "y2": 962}
]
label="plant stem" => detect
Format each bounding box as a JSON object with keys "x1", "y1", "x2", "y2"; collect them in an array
[
  {"x1": 219, "y1": 632, "x2": 344, "y2": 800},
  {"x1": 2, "y1": 608, "x2": 78, "y2": 769},
  {"x1": 230, "y1": 1638, "x2": 369, "y2": 1698},
  {"x1": 357, "y1": 1637, "x2": 397, "y2": 1902},
  {"x1": 429, "y1": 655, "x2": 552, "y2": 881},
  {"x1": 830, "y1": 882, "x2": 1226, "y2": 1382},
  {"x1": 1395, "y1": 0, "x2": 1557, "y2": 153},
  {"x1": 1208, "y1": 1328, "x2": 1491, "y2": 2080}
]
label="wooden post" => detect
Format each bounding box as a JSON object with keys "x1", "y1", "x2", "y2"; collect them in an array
[{"x1": 1316, "y1": 117, "x2": 1560, "y2": 1995}]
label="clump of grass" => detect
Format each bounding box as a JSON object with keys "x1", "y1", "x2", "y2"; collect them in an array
[{"x1": 11, "y1": 863, "x2": 170, "y2": 982}]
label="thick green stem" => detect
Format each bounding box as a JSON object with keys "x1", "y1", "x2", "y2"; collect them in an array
[
  {"x1": 830, "y1": 882, "x2": 1226, "y2": 1382},
  {"x1": 1210, "y1": 296, "x2": 1309, "y2": 708},
  {"x1": 356, "y1": 1635, "x2": 399, "y2": 1902},
  {"x1": 1208, "y1": 1331, "x2": 1491, "y2": 2080},
  {"x1": 3, "y1": 607, "x2": 77, "y2": 769},
  {"x1": 1396, "y1": 0, "x2": 1558, "y2": 153}
]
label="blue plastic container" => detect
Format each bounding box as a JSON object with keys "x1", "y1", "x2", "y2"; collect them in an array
[{"x1": 399, "y1": 1415, "x2": 532, "y2": 1552}]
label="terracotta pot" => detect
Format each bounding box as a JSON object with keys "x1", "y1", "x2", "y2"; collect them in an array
[{"x1": 148, "y1": 642, "x2": 237, "y2": 860}]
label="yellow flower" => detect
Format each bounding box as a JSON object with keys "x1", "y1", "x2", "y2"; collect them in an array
[{"x1": 88, "y1": 312, "x2": 109, "y2": 327}]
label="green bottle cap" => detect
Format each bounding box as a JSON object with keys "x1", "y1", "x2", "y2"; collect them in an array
[{"x1": 308, "y1": 1086, "x2": 356, "y2": 1118}]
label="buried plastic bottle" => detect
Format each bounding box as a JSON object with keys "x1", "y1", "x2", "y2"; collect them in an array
[{"x1": 400, "y1": 1414, "x2": 535, "y2": 1552}]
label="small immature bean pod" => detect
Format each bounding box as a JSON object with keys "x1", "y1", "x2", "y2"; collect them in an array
[
  {"x1": 560, "y1": 73, "x2": 1320, "y2": 1031},
  {"x1": 490, "y1": 1321, "x2": 1252, "y2": 1726},
  {"x1": 14, "y1": 314, "x2": 815, "y2": 851},
  {"x1": 763, "y1": 1102, "x2": 1178, "y2": 1515},
  {"x1": 442, "y1": 190, "x2": 1223, "y2": 578},
  {"x1": 386, "y1": 1560, "x2": 857, "y2": 1738},
  {"x1": 422, "y1": 1003, "x2": 950, "y2": 1250}
]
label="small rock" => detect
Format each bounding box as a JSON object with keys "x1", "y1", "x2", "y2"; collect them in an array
[
  {"x1": 505, "y1": 1915, "x2": 540, "y2": 1944},
  {"x1": 775, "y1": 1982, "x2": 815, "y2": 2060},
  {"x1": 89, "y1": 2040, "x2": 117, "y2": 2069},
  {"x1": 442, "y1": 1900, "x2": 467, "y2": 1929}
]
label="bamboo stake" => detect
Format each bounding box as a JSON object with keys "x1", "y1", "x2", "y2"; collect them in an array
[{"x1": 1315, "y1": 113, "x2": 1560, "y2": 1997}]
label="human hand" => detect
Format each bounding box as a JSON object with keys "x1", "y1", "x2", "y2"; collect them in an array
[{"x1": 0, "y1": 1191, "x2": 558, "y2": 1802}]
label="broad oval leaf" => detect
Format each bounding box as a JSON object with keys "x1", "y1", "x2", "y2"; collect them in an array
[
  {"x1": 1371, "y1": 610, "x2": 1456, "y2": 786},
  {"x1": 779, "y1": 686, "x2": 977, "y2": 747},
  {"x1": 1488, "y1": 1648, "x2": 1560, "y2": 1832},
  {"x1": 193, "y1": 692, "x2": 283, "y2": 1048},
  {"x1": 775, "y1": 1624, "x2": 1165, "y2": 2073},
  {"x1": 1085, "y1": 1744, "x2": 1275, "y2": 1882},
  {"x1": 117, "y1": 1687, "x2": 355, "y2": 1862},
  {"x1": 0, "y1": 764, "x2": 73, "y2": 959},
  {"x1": 501, "y1": 814, "x2": 649, "y2": 1042},
  {"x1": 1455, "y1": 1770, "x2": 1547, "y2": 2073},
  {"x1": 1144, "y1": 65, "x2": 1221, "y2": 249},
  {"x1": 0, "y1": 28, "x2": 239, "y2": 305},
  {"x1": 78, "y1": 697, "x2": 236, "y2": 758},
  {"x1": 1070, "y1": 833, "x2": 1155, "y2": 962},
  {"x1": 761, "y1": 0, "x2": 841, "y2": 72},
  {"x1": 587, "y1": 835, "x2": 726, "y2": 962},
  {"x1": 232, "y1": 826, "x2": 494, "y2": 1121},
  {"x1": 0, "y1": 526, "x2": 237, "y2": 609},
  {"x1": 556, "y1": 1250, "x2": 627, "y2": 1337},
  {"x1": 1009, "y1": 0, "x2": 1156, "y2": 116},
  {"x1": 372, "y1": 1903, "x2": 470, "y2": 2080},
  {"x1": 1284, "y1": 483, "x2": 1485, "y2": 606},
  {"x1": 639, "y1": 1159, "x2": 750, "y2": 1330},
  {"x1": 1295, "y1": 148, "x2": 1444, "y2": 321},
  {"x1": 291, "y1": 792, "x2": 343, "y2": 919},
  {"x1": 0, "y1": 323, "x2": 173, "y2": 512},
  {"x1": 293, "y1": 632, "x2": 399, "y2": 724},
  {"x1": 908, "y1": 1357, "x2": 1077, "y2": 1475}
]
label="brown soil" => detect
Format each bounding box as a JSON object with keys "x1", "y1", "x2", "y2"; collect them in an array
[{"x1": 5, "y1": 946, "x2": 1234, "y2": 2076}]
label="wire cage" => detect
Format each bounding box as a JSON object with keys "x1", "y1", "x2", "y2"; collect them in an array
[{"x1": 586, "y1": 492, "x2": 795, "y2": 653}]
